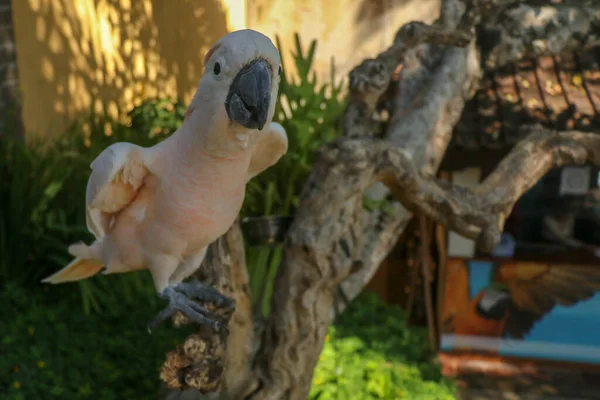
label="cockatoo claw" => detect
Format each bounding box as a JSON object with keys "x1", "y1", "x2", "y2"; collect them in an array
[
  {"x1": 147, "y1": 282, "x2": 235, "y2": 334},
  {"x1": 178, "y1": 278, "x2": 236, "y2": 311}
]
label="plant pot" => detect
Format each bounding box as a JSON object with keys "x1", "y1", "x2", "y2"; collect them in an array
[{"x1": 241, "y1": 215, "x2": 294, "y2": 247}]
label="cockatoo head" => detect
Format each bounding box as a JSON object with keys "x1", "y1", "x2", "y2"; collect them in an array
[{"x1": 190, "y1": 29, "x2": 281, "y2": 136}]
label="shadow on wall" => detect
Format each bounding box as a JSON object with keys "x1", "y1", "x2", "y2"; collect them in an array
[
  {"x1": 12, "y1": 0, "x2": 229, "y2": 140},
  {"x1": 354, "y1": 0, "x2": 431, "y2": 43},
  {"x1": 247, "y1": 0, "x2": 440, "y2": 87},
  {"x1": 355, "y1": 0, "x2": 418, "y2": 24}
]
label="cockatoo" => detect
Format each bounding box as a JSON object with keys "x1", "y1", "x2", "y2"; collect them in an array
[{"x1": 42, "y1": 29, "x2": 288, "y2": 333}]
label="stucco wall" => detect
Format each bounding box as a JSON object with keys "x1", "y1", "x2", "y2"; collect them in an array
[
  {"x1": 247, "y1": 0, "x2": 441, "y2": 88},
  {"x1": 12, "y1": 0, "x2": 439, "y2": 140},
  {"x1": 13, "y1": 0, "x2": 245, "y2": 140}
]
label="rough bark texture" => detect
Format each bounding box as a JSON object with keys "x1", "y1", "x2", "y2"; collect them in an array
[
  {"x1": 337, "y1": 0, "x2": 482, "y2": 311},
  {"x1": 159, "y1": 0, "x2": 600, "y2": 399}
]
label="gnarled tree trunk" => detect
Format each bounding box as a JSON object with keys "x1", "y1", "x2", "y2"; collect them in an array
[{"x1": 160, "y1": 1, "x2": 600, "y2": 399}]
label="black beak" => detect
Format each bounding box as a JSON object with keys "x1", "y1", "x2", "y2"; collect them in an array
[{"x1": 225, "y1": 59, "x2": 272, "y2": 131}]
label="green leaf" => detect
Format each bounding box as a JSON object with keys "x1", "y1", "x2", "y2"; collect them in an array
[{"x1": 310, "y1": 293, "x2": 457, "y2": 399}]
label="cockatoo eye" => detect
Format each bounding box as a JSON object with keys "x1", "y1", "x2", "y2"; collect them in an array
[
  {"x1": 278, "y1": 65, "x2": 282, "y2": 76},
  {"x1": 213, "y1": 62, "x2": 222, "y2": 76}
]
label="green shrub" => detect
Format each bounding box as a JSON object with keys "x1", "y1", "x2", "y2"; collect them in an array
[
  {"x1": 127, "y1": 98, "x2": 187, "y2": 138},
  {"x1": 0, "y1": 284, "x2": 452, "y2": 399},
  {"x1": 0, "y1": 135, "x2": 81, "y2": 286},
  {"x1": 310, "y1": 292, "x2": 456, "y2": 399},
  {"x1": 0, "y1": 282, "x2": 189, "y2": 400}
]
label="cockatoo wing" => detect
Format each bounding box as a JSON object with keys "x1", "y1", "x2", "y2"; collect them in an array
[
  {"x1": 494, "y1": 262, "x2": 600, "y2": 338},
  {"x1": 85, "y1": 142, "x2": 150, "y2": 239},
  {"x1": 247, "y1": 121, "x2": 288, "y2": 181}
]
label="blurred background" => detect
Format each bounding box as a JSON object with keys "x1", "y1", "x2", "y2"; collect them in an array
[{"x1": 1, "y1": 0, "x2": 600, "y2": 399}]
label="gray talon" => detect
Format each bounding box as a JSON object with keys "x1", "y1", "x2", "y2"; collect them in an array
[
  {"x1": 178, "y1": 279, "x2": 235, "y2": 309},
  {"x1": 148, "y1": 283, "x2": 232, "y2": 333}
]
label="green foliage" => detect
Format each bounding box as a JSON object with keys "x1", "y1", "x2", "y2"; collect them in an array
[
  {"x1": 362, "y1": 196, "x2": 396, "y2": 214},
  {"x1": 243, "y1": 34, "x2": 347, "y2": 317},
  {"x1": 310, "y1": 292, "x2": 456, "y2": 400},
  {"x1": 127, "y1": 98, "x2": 187, "y2": 138},
  {"x1": 0, "y1": 282, "x2": 188, "y2": 400},
  {"x1": 0, "y1": 136, "x2": 81, "y2": 286},
  {"x1": 0, "y1": 283, "x2": 452, "y2": 399}
]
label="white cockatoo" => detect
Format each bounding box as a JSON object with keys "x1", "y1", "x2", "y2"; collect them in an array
[{"x1": 42, "y1": 29, "x2": 288, "y2": 332}]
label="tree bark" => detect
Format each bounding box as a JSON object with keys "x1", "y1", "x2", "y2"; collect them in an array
[
  {"x1": 336, "y1": 0, "x2": 483, "y2": 313},
  {"x1": 160, "y1": 1, "x2": 600, "y2": 399}
]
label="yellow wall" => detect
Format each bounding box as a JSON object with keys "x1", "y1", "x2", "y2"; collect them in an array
[
  {"x1": 247, "y1": 0, "x2": 440, "y2": 88},
  {"x1": 13, "y1": 0, "x2": 438, "y2": 140},
  {"x1": 13, "y1": 0, "x2": 245, "y2": 140}
]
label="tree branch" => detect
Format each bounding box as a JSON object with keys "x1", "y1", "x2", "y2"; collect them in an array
[
  {"x1": 160, "y1": 221, "x2": 256, "y2": 396},
  {"x1": 337, "y1": 0, "x2": 484, "y2": 308},
  {"x1": 329, "y1": 126, "x2": 600, "y2": 255},
  {"x1": 343, "y1": 6, "x2": 474, "y2": 138}
]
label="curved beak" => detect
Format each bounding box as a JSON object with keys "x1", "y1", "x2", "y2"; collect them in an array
[{"x1": 225, "y1": 59, "x2": 272, "y2": 131}]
